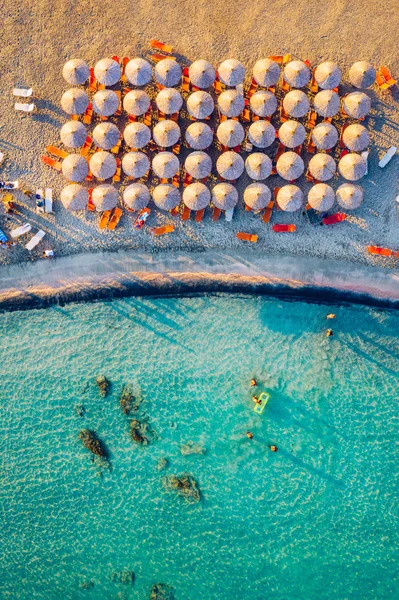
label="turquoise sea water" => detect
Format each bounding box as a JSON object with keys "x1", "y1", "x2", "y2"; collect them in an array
[{"x1": 0, "y1": 295, "x2": 398, "y2": 600}]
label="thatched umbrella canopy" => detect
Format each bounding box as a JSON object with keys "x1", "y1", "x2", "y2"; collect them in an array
[
  {"x1": 250, "y1": 90, "x2": 278, "y2": 117},
  {"x1": 338, "y1": 153, "x2": 367, "y2": 181},
  {"x1": 63, "y1": 59, "x2": 90, "y2": 85},
  {"x1": 62, "y1": 154, "x2": 89, "y2": 182},
  {"x1": 253, "y1": 58, "x2": 280, "y2": 87},
  {"x1": 153, "y1": 120, "x2": 181, "y2": 147},
  {"x1": 89, "y1": 151, "x2": 117, "y2": 180},
  {"x1": 248, "y1": 120, "x2": 276, "y2": 148},
  {"x1": 92, "y1": 122, "x2": 120, "y2": 150},
  {"x1": 218, "y1": 59, "x2": 246, "y2": 86},
  {"x1": 94, "y1": 58, "x2": 121, "y2": 86},
  {"x1": 308, "y1": 183, "x2": 335, "y2": 211},
  {"x1": 124, "y1": 122, "x2": 151, "y2": 149},
  {"x1": 313, "y1": 90, "x2": 340, "y2": 117},
  {"x1": 283, "y1": 90, "x2": 310, "y2": 117},
  {"x1": 92, "y1": 185, "x2": 118, "y2": 211},
  {"x1": 336, "y1": 183, "x2": 363, "y2": 209},
  {"x1": 183, "y1": 182, "x2": 211, "y2": 210},
  {"x1": 211, "y1": 183, "x2": 238, "y2": 210},
  {"x1": 123, "y1": 183, "x2": 150, "y2": 211},
  {"x1": 348, "y1": 61, "x2": 376, "y2": 89},
  {"x1": 277, "y1": 185, "x2": 304, "y2": 211},
  {"x1": 185, "y1": 122, "x2": 213, "y2": 150},
  {"x1": 156, "y1": 88, "x2": 183, "y2": 114},
  {"x1": 276, "y1": 151, "x2": 305, "y2": 181},
  {"x1": 216, "y1": 151, "x2": 244, "y2": 180},
  {"x1": 283, "y1": 60, "x2": 310, "y2": 88},
  {"x1": 122, "y1": 151, "x2": 150, "y2": 178},
  {"x1": 308, "y1": 153, "x2": 336, "y2": 181},
  {"x1": 312, "y1": 122, "x2": 339, "y2": 150},
  {"x1": 152, "y1": 152, "x2": 180, "y2": 179},
  {"x1": 314, "y1": 61, "x2": 342, "y2": 89},
  {"x1": 60, "y1": 184, "x2": 88, "y2": 211},
  {"x1": 187, "y1": 91, "x2": 214, "y2": 119},
  {"x1": 218, "y1": 90, "x2": 245, "y2": 117},
  {"x1": 185, "y1": 151, "x2": 212, "y2": 179},
  {"x1": 123, "y1": 90, "x2": 151, "y2": 116},
  {"x1": 60, "y1": 121, "x2": 87, "y2": 148},
  {"x1": 217, "y1": 120, "x2": 245, "y2": 147},
  {"x1": 245, "y1": 152, "x2": 273, "y2": 180},
  {"x1": 61, "y1": 88, "x2": 88, "y2": 115},
  {"x1": 342, "y1": 124, "x2": 370, "y2": 152},
  {"x1": 342, "y1": 92, "x2": 371, "y2": 119},
  {"x1": 189, "y1": 60, "x2": 216, "y2": 89},
  {"x1": 278, "y1": 120, "x2": 306, "y2": 148},
  {"x1": 92, "y1": 90, "x2": 119, "y2": 116},
  {"x1": 154, "y1": 58, "x2": 182, "y2": 87},
  {"x1": 152, "y1": 184, "x2": 181, "y2": 210},
  {"x1": 244, "y1": 183, "x2": 271, "y2": 210},
  {"x1": 125, "y1": 58, "x2": 152, "y2": 86}
]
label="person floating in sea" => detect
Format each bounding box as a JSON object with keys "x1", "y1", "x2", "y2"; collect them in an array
[
  {"x1": 326, "y1": 329, "x2": 334, "y2": 337},
  {"x1": 252, "y1": 395, "x2": 262, "y2": 405},
  {"x1": 326, "y1": 314, "x2": 336, "y2": 319},
  {"x1": 250, "y1": 379, "x2": 257, "y2": 387},
  {"x1": 269, "y1": 445, "x2": 278, "y2": 452},
  {"x1": 246, "y1": 431, "x2": 254, "y2": 440}
]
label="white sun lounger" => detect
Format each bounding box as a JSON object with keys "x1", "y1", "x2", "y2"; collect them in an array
[
  {"x1": 361, "y1": 151, "x2": 369, "y2": 175},
  {"x1": 225, "y1": 208, "x2": 234, "y2": 222},
  {"x1": 13, "y1": 88, "x2": 33, "y2": 97},
  {"x1": 0, "y1": 152, "x2": 4, "y2": 165},
  {"x1": 378, "y1": 146, "x2": 397, "y2": 168},
  {"x1": 10, "y1": 223, "x2": 32, "y2": 238},
  {"x1": 45, "y1": 188, "x2": 53, "y2": 213},
  {"x1": 15, "y1": 103, "x2": 35, "y2": 112},
  {"x1": 25, "y1": 230, "x2": 46, "y2": 251}
]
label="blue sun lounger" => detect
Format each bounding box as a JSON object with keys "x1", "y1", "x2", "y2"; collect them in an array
[{"x1": 0, "y1": 228, "x2": 8, "y2": 244}]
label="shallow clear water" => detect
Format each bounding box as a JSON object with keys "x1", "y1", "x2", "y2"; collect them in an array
[{"x1": 0, "y1": 295, "x2": 398, "y2": 600}]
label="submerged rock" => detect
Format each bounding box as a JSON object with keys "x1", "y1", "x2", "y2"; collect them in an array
[
  {"x1": 164, "y1": 474, "x2": 201, "y2": 504},
  {"x1": 110, "y1": 569, "x2": 135, "y2": 585},
  {"x1": 150, "y1": 583, "x2": 175, "y2": 600},
  {"x1": 79, "y1": 429, "x2": 108, "y2": 459},
  {"x1": 180, "y1": 440, "x2": 206, "y2": 456},
  {"x1": 157, "y1": 457, "x2": 169, "y2": 471},
  {"x1": 79, "y1": 580, "x2": 94, "y2": 589},
  {"x1": 75, "y1": 404, "x2": 86, "y2": 417},
  {"x1": 120, "y1": 384, "x2": 142, "y2": 414},
  {"x1": 96, "y1": 375, "x2": 110, "y2": 397},
  {"x1": 130, "y1": 419, "x2": 149, "y2": 445}
]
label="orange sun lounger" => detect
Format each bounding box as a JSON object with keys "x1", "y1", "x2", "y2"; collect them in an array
[
  {"x1": 41, "y1": 155, "x2": 62, "y2": 171},
  {"x1": 272, "y1": 224, "x2": 296, "y2": 232},
  {"x1": 46, "y1": 145, "x2": 68, "y2": 159},
  {"x1": 212, "y1": 207, "x2": 221, "y2": 221},
  {"x1": 377, "y1": 66, "x2": 397, "y2": 90},
  {"x1": 120, "y1": 57, "x2": 130, "y2": 83},
  {"x1": 107, "y1": 207, "x2": 123, "y2": 230},
  {"x1": 367, "y1": 245, "x2": 399, "y2": 257},
  {"x1": 112, "y1": 158, "x2": 122, "y2": 183},
  {"x1": 80, "y1": 136, "x2": 93, "y2": 157},
  {"x1": 262, "y1": 199, "x2": 275, "y2": 223},
  {"x1": 323, "y1": 213, "x2": 347, "y2": 225},
  {"x1": 99, "y1": 210, "x2": 113, "y2": 229},
  {"x1": 182, "y1": 67, "x2": 191, "y2": 93},
  {"x1": 151, "y1": 224, "x2": 175, "y2": 236},
  {"x1": 83, "y1": 102, "x2": 93, "y2": 125},
  {"x1": 310, "y1": 69, "x2": 319, "y2": 94},
  {"x1": 195, "y1": 208, "x2": 205, "y2": 222},
  {"x1": 182, "y1": 205, "x2": 191, "y2": 221},
  {"x1": 89, "y1": 68, "x2": 97, "y2": 93},
  {"x1": 236, "y1": 232, "x2": 258, "y2": 242},
  {"x1": 150, "y1": 39, "x2": 173, "y2": 54}
]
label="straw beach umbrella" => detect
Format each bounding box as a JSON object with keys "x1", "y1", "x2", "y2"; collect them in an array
[
  {"x1": 216, "y1": 151, "x2": 244, "y2": 180},
  {"x1": 218, "y1": 59, "x2": 246, "y2": 86},
  {"x1": 245, "y1": 153, "x2": 273, "y2": 180},
  {"x1": 189, "y1": 60, "x2": 216, "y2": 89},
  {"x1": 63, "y1": 59, "x2": 90, "y2": 85},
  {"x1": 94, "y1": 58, "x2": 121, "y2": 86},
  {"x1": 348, "y1": 61, "x2": 376, "y2": 89},
  {"x1": 314, "y1": 61, "x2": 342, "y2": 89},
  {"x1": 183, "y1": 182, "x2": 211, "y2": 210},
  {"x1": 122, "y1": 152, "x2": 150, "y2": 178},
  {"x1": 123, "y1": 183, "x2": 150, "y2": 211},
  {"x1": 308, "y1": 153, "x2": 336, "y2": 181},
  {"x1": 152, "y1": 152, "x2": 180, "y2": 179},
  {"x1": 278, "y1": 121, "x2": 306, "y2": 148},
  {"x1": 312, "y1": 122, "x2": 339, "y2": 150},
  {"x1": 89, "y1": 151, "x2": 117, "y2": 180},
  {"x1": 217, "y1": 120, "x2": 245, "y2": 147},
  {"x1": 283, "y1": 60, "x2": 310, "y2": 88},
  {"x1": 277, "y1": 185, "x2": 304, "y2": 211},
  {"x1": 308, "y1": 183, "x2": 335, "y2": 211},
  {"x1": 154, "y1": 58, "x2": 182, "y2": 87},
  {"x1": 92, "y1": 185, "x2": 118, "y2": 211},
  {"x1": 125, "y1": 58, "x2": 152, "y2": 86},
  {"x1": 283, "y1": 90, "x2": 310, "y2": 118},
  {"x1": 211, "y1": 183, "x2": 238, "y2": 210},
  {"x1": 218, "y1": 90, "x2": 245, "y2": 117},
  {"x1": 185, "y1": 152, "x2": 212, "y2": 179},
  {"x1": 156, "y1": 88, "x2": 183, "y2": 115},
  {"x1": 187, "y1": 91, "x2": 214, "y2": 119},
  {"x1": 152, "y1": 184, "x2": 181, "y2": 210},
  {"x1": 342, "y1": 92, "x2": 371, "y2": 119},
  {"x1": 244, "y1": 183, "x2": 271, "y2": 210},
  {"x1": 60, "y1": 184, "x2": 88, "y2": 211},
  {"x1": 276, "y1": 151, "x2": 304, "y2": 181},
  {"x1": 62, "y1": 154, "x2": 89, "y2": 182},
  {"x1": 153, "y1": 120, "x2": 181, "y2": 147},
  {"x1": 92, "y1": 122, "x2": 120, "y2": 150},
  {"x1": 250, "y1": 90, "x2": 278, "y2": 117},
  {"x1": 248, "y1": 120, "x2": 276, "y2": 148},
  {"x1": 338, "y1": 153, "x2": 367, "y2": 181},
  {"x1": 60, "y1": 121, "x2": 87, "y2": 148},
  {"x1": 61, "y1": 88, "x2": 88, "y2": 115},
  {"x1": 123, "y1": 90, "x2": 151, "y2": 116},
  {"x1": 124, "y1": 122, "x2": 151, "y2": 149},
  {"x1": 92, "y1": 90, "x2": 119, "y2": 116},
  {"x1": 342, "y1": 124, "x2": 370, "y2": 151},
  {"x1": 185, "y1": 122, "x2": 213, "y2": 150},
  {"x1": 336, "y1": 183, "x2": 363, "y2": 209},
  {"x1": 253, "y1": 58, "x2": 280, "y2": 87},
  {"x1": 313, "y1": 90, "x2": 340, "y2": 117}
]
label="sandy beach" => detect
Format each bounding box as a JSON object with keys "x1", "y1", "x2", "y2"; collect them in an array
[{"x1": 0, "y1": 0, "x2": 399, "y2": 274}]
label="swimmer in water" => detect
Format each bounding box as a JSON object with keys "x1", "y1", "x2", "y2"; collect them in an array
[
  {"x1": 246, "y1": 431, "x2": 254, "y2": 440},
  {"x1": 269, "y1": 445, "x2": 278, "y2": 452},
  {"x1": 326, "y1": 329, "x2": 333, "y2": 337},
  {"x1": 250, "y1": 379, "x2": 257, "y2": 387},
  {"x1": 326, "y1": 314, "x2": 336, "y2": 319},
  {"x1": 252, "y1": 395, "x2": 262, "y2": 405}
]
